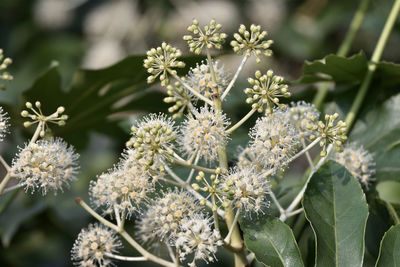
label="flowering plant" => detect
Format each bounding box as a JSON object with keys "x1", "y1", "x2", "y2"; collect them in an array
[{"x1": 1, "y1": 1, "x2": 400, "y2": 266}]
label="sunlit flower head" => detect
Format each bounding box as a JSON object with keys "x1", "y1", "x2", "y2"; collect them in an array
[
  {"x1": 11, "y1": 138, "x2": 79, "y2": 195},
  {"x1": 249, "y1": 110, "x2": 300, "y2": 169},
  {"x1": 220, "y1": 166, "x2": 270, "y2": 214},
  {"x1": 71, "y1": 223, "x2": 122, "y2": 267},
  {"x1": 175, "y1": 214, "x2": 223, "y2": 267},
  {"x1": 136, "y1": 189, "x2": 201, "y2": 243},
  {"x1": 333, "y1": 143, "x2": 375, "y2": 188},
  {"x1": 180, "y1": 106, "x2": 230, "y2": 163},
  {"x1": 89, "y1": 149, "x2": 156, "y2": 217},
  {"x1": 126, "y1": 114, "x2": 177, "y2": 173},
  {"x1": 186, "y1": 60, "x2": 230, "y2": 99}
]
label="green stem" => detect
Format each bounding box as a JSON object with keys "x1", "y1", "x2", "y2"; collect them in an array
[
  {"x1": 207, "y1": 48, "x2": 248, "y2": 267},
  {"x1": 345, "y1": 0, "x2": 400, "y2": 131},
  {"x1": 313, "y1": 0, "x2": 370, "y2": 109}
]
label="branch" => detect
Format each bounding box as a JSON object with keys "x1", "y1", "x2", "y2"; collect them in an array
[{"x1": 221, "y1": 55, "x2": 249, "y2": 100}]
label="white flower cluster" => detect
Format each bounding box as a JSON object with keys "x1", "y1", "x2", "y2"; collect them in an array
[
  {"x1": 126, "y1": 114, "x2": 177, "y2": 172},
  {"x1": 89, "y1": 149, "x2": 156, "y2": 216},
  {"x1": 249, "y1": 110, "x2": 300, "y2": 170},
  {"x1": 220, "y1": 166, "x2": 270, "y2": 213},
  {"x1": 71, "y1": 223, "x2": 122, "y2": 267},
  {"x1": 11, "y1": 138, "x2": 79, "y2": 195},
  {"x1": 186, "y1": 60, "x2": 230, "y2": 99},
  {"x1": 180, "y1": 106, "x2": 230, "y2": 162},
  {"x1": 0, "y1": 107, "x2": 9, "y2": 142},
  {"x1": 286, "y1": 101, "x2": 320, "y2": 139},
  {"x1": 175, "y1": 214, "x2": 223, "y2": 267},
  {"x1": 333, "y1": 143, "x2": 375, "y2": 188}
]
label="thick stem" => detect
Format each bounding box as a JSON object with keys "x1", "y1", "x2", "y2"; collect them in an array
[
  {"x1": 224, "y1": 209, "x2": 241, "y2": 244},
  {"x1": 30, "y1": 121, "x2": 43, "y2": 145},
  {"x1": 207, "y1": 48, "x2": 248, "y2": 267},
  {"x1": 313, "y1": 0, "x2": 370, "y2": 109},
  {"x1": 221, "y1": 55, "x2": 249, "y2": 101}
]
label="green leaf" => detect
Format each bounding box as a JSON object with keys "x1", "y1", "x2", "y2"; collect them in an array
[
  {"x1": 240, "y1": 214, "x2": 304, "y2": 267},
  {"x1": 350, "y1": 93, "x2": 400, "y2": 182},
  {"x1": 303, "y1": 161, "x2": 368, "y2": 267},
  {"x1": 294, "y1": 52, "x2": 400, "y2": 88},
  {"x1": 375, "y1": 224, "x2": 400, "y2": 267},
  {"x1": 376, "y1": 181, "x2": 400, "y2": 205},
  {"x1": 7, "y1": 55, "x2": 203, "y2": 148}
]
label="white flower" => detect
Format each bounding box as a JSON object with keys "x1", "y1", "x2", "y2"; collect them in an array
[
  {"x1": 136, "y1": 189, "x2": 201, "y2": 243},
  {"x1": 249, "y1": 110, "x2": 300, "y2": 170},
  {"x1": 186, "y1": 60, "x2": 230, "y2": 99},
  {"x1": 287, "y1": 101, "x2": 320, "y2": 139},
  {"x1": 180, "y1": 106, "x2": 230, "y2": 162},
  {"x1": 71, "y1": 223, "x2": 122, "y2": 267},
  {"x1": 333, "y1": 143, "x2": 375, "y2": 188},
  {"x1": 89, "y1": 149, "x2": 156, "y2": 217},
  {"x1": 126, "y1": 114, "x2": 177, "y2": 172},
  {"x1": 175, "y1": 214, "x2": 223, "y2": 266},
  {"x1": 0, "y1": 106, "x2": 9, "y2": 142},
  {"x1": 237, "y1": 145, "x2": 272, "y2": 174},
  {"x1": 220, "y1": 166, "x2": 270, "y2": 213},
  {"x1": 11, "y1": 138, "x2": 79, "y2": 195}
]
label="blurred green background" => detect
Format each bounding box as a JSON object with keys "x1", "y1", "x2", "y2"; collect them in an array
[{"x1": 0, "y1": 0, "x2": 399, "y2": 266}]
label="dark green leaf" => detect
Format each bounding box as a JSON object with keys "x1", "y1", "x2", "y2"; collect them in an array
[
  {"x1": 375, "y1": 224, "x2": 400, "y2": 267},
  {"x1": 350, "y1": 93, "x2": 400, "y2": 182},
  {"x1": 303, "y1": 161, "x2": 368, "y2": 267},
  {"x1": 240, "y1": 214, "x2": 304, "y2": 267}
]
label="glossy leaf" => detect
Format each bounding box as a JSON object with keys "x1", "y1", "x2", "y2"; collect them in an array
[
  {"x1": 240, "y1": 214, "x2": 304, "y2": 267},
  {"x1": 375, "y1": 224, "x2": 400, "y2": 267},
  {"x1": 303, "y1": 161, "x2": 368, "y2": 267}
]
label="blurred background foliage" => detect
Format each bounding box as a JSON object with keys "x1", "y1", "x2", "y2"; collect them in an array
[{"x1": 0, "y1": 0, "x2": 399, "y2": 266}]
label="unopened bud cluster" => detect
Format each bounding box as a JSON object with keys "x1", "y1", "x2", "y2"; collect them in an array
[
  {"x1": 21, "y1": 101, "x2": 68, "y2": 137},
  {"x1": 144, "y1": 42, "x2": 185, "y2": 86},
  {"x1": 183, "y1": 19, "x2": 227, "y2": 54},
  {"x1": 245, "y1": 70, "x2": 290, "y2": 114},
  {"x1": 311, "y1": 113, "x2": 347, "y2": 156},
  {"x1": 191, "y1": 171, "x2": 223, "y2": 209},
  {"x1": 231, "y1": 24, "x2": 273, "y2": 62},
  {"x1": 0, "y1": 49, "x2": 13, "y2": 90}
]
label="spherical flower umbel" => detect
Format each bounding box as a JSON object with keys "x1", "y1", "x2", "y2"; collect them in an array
[
  {"x1": 180, "y1": 106, "x2": 230, "y2": 162},
  {"x1": 286, "y1": 101, "x2": 320, "y2": 139},
  {"x1": 186, "y1": 60, "x2": 230, "y2": 99},
  {"x1": 11, "y1": 138, "x2": 79, "y2": 195},
  {"x1": 126, "y1": 114, "x2": 177, "y2": 172},
  {"x1": 231, "y1": 24, "x2": 273, "y2": 62},
  {"x1": 89, "y1": 149, "x2": 156, "y2": 217},
  {"x1": 71, "y1": 223, "x2": 122, "y2": 267},
  {"x1": 175, "y1": 214, "x2": 223, "y2": 267},
  {"x1": 333, "y1": 143, "x2": 375, "y2": 188},
  {"x1": 183, "y1": 19, "x2": 227, "y2": 54},
  {"x1": 237, "y1": 146, "x2": 272, "y2": 174},
  {"x1": 249, "y1": 110, "x2": 300, "y2": 169},
  {"x1": 0, "y1": 49, "x2": 13, "y2": 90},
  {"x1": 144, "y1": 42, "x2": 185, "y2": 86},
  {"x1": 220, "y1": 166, "x2": 270, "y2": 213},
  {"x1": 244, "y1": 70, "x2": 290, "y2": 114},
  {"x1": 311, "y1": 113, "x2": 347, "y2": 156},
  {"x1": 136, "y1": 189, "x2": 201, "y2": 243},
  {"x1": 0, "y1": 106, "x2": 9, "y2": 142}
]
